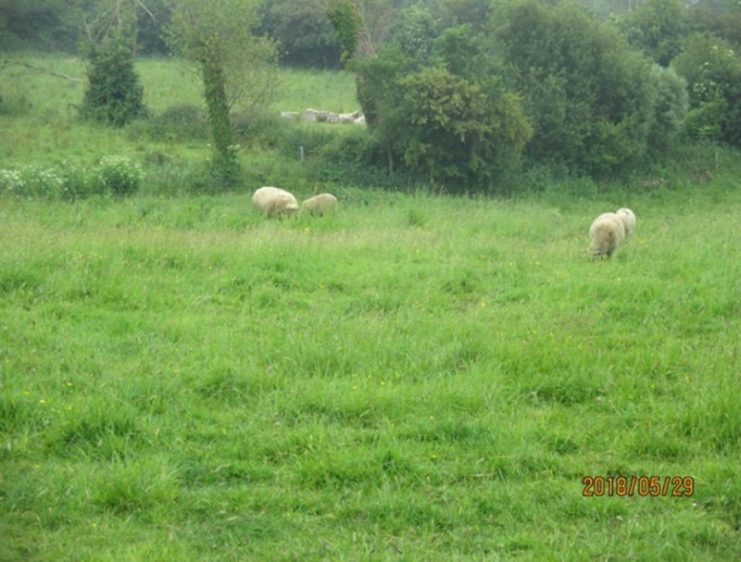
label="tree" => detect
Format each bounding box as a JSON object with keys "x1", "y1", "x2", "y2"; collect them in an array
[
  {"x1": 327, "y1": 0, "x2": 397, "y2": 63},
  {"x1": 494, "y1": 0, "x2": 671, "y2": 176},
  {"x1": 258, "y1": 0, "x2": 341, "y2": 68},
  {"x1": 327, "y1": 0, "x2": 363, "y2": 63},
  {"x1": 617, "y1": 0, "x2": 689, "y2": 67},
  {"x1": 355, "y1": 26, "x2": 532, "y2": 192},
  {"x1": 78, "y1": 0, "x2": 148, "y2": 126},
  {"x1": 81, "y1": 35, "x2": 147, "y2": 125},
  {"x1": 0, "y1": 0, "x2": 78, "y2": 51},
  {"x1": 166, "y1": 0, "x2": 277, "y2": 186},
  {"x1": 673, "y1": 33, "x2": 741, "y2": 146}
]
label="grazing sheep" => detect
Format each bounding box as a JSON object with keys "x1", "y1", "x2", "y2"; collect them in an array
[
  {"x1": 252, "y1": 186, "x2": 299, "y2": 217},
  {"x1": 616, "y1": 208, "x2": 637, "y2": 237},
  {"x1": 589, "y1": 212, "x2": 626, "y2": 258},
  {"x1": 301, "y1": 193, "x2": 338, "y2": 216}
]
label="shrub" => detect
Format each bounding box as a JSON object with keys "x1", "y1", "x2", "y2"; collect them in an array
[
  {"x1": 495, "y1": 0, "x2": 662, "y2": 176},
  {"x1": 354, "y1": 28, "x2": 532, "y2": 192},
  {"x1": 647, "y1": 65, "x2": 689, "y2": 153},
  {"x1": 0, "y1": 166, "x2": 65, "y2": 198},
  {"x1": 617, "y1": 0, "x2": 689, "y2": 67},
  {"x1": 387, "y1": 66, "x2": 531, "y2": 191},
  {"x1": 0, "y1": 169, "x2": 25, "y2": 195},
  {"x1": 94, "y1": 156, "x2": 143, "y2": 196},
  {"x1": 81, "y1": 36, "x2": 148, "y2": 126},
  {"x1": 673, "y1": 34, "x2": 741, "y2": 147}
]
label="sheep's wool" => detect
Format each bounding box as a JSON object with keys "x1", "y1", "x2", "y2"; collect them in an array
[
  {"x1": 253, "y1": 186, "x2": 299, "y2": 217},
  {"x1": 301, "y1": 193, "x2": 338, "y2": 216},
  {"x1": 589, "y1": 212, "x2": 626, "y2": 257},
  {"x1": 616, "y1": 208, "x2": 637, "y2": 237}
]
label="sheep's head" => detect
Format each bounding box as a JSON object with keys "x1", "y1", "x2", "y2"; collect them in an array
[{"x1": 285, "y1": 200, "x2": 299, "y2": 215}]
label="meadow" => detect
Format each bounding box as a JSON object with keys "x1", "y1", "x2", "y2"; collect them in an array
[{"x1": 1, "y1": 54, "x2": 740, "y2": 561}]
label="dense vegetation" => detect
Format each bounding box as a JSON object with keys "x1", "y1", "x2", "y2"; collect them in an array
[{"x1": 2, "y1": 0, "x2": 741, "y2": 192}]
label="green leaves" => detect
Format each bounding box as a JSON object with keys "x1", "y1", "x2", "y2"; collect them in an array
[{"x1": 81, "y1": 36, "x2": 147, "y2": 126}]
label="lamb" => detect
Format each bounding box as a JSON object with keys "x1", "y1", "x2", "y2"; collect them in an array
[
  {"x1": 301, "y1": 193, "x2": 338, "y2": 216},
  {"x1": 589, "y1": 212, "x2": 626, "y2": 258},
  {"x1": 615, "y1": 208, "x2": 636, "y2": 237},
  {"x1": 252, "y1": 186, "x2": 299, "y2": 217}
]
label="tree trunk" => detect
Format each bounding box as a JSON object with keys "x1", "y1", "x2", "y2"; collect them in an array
[{"x1": 201, "y1": 59, "x2": 239, "y2": 184}]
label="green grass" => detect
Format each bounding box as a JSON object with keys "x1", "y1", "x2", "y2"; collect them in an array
[
  {"x1": 1, "y1": 51, "x2": 740, "y2": 561},
  {"x1": 0, "y1": 53, "x2": 358, "y2": 179},
  {"x1": 1, "y1": 178, "x2": 740, "y2": 560}
]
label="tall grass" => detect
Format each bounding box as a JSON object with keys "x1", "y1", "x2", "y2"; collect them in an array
[
  {"x1": 0, "y1": 53, "x2": 361, "y2": 196},
  {"x1": 1, "y1": 177, "x2": 739, "y2": 560}
]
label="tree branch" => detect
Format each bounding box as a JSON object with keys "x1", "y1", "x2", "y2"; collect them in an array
[{"x1": 0, "y1": 60, "x2": 84, "y2": 84}]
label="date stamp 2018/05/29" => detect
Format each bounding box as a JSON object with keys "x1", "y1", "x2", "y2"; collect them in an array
[{"x1": 582, "y1": 475, "x2": 695, "y2": 497}]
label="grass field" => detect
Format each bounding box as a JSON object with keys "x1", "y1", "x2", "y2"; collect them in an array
[{"x1": 1, "y1": 53, "x2": 740, "y2": 561}]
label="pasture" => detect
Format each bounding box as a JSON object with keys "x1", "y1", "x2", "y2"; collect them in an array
[{"x1": 1, "y1": 54, "x2": 740, "y2": 560}]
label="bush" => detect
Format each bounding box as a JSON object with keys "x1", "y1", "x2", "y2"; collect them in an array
[
  {"x1": 496, "y1": 0, "x2": 664, "y2": 176},
  {"x1": 617, "y1": 0, "x2": 689, "y2": 67},
  {"x1": 647, "y1": 65, "x2": 688, "y2": 153},
  {"x1": 81, "y1": 36, "x2": 148, "y2": 126},
  {"x1": 0, "y1": 163, "x2": 92, "y2": 199},
  {"x1": 0, "y1": 166, "x2": 64, "y2": 198},
  {"x1": 673, "y1": 34, "x2": 741, "y2": 147},
  {"x1": 354, "y1": 28, "x2": 532, "y2": 193},
  {"x1": 94, "y1": 156, "x2": 143, "y2": 196}
]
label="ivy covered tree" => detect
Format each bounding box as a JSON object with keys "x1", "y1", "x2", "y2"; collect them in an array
[
  {"x1": 78, "y1": 0, "x2": 147, "y2": 126},
  {"x1": 326, "y1": 0, "x2": 362, "y2": 63},
  {"x1": 81, "y1": 35, "x2": 147, "y2": 125},
  {"x1": 166, "y1": 0, "x2": 277, "y2": 186}
]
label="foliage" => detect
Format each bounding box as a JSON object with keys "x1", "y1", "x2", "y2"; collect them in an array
[
  {"x1": 353, "y1": 43, "x2": 415, "y2": 127},
  {"x1": 495, "y1": 0, "x2": 671, "y2": 176},
  {"x1": 355, "y1": 27, "x2": 531, "y2": 192},
  {"x1": 390, "y1": 3, "x2": 439, "y2": 61},
  {"x1": 80, "y1": 35, "x2": 147, "y2": 126},
  {"x1": 690, "y1": 0, "x2": 741, "y2": 47},
  {"x1": 646, "y1": 64, "x2": 689, "y2": 153},
  {"x1": 327, "y1": 0, "x2": 362, "y2": 63},
  {"x1": 133, "y1": 0, "x2": 171, "y2": 55},
  {"x1": 386, "y1": 66, "x2": 531, "y2": 191},
  {"x1": 672, "y1": 33, "x2": 741, "y2": 146},
  {"x1": 430, "y1": 0, "x2": 495, "y2": 35},
  {"x1": 94, "y1": 155, "x2": 143, "y2": 196},
  {"x1": 165, "y1": 0, "x2": 277, "y2": 186},
  {"x1": 0, "y1": 0, "x2": 78, "y2": 51},
  {"x1": 0, "y1": 161, "x2": 98, "y2": 200},
  {"x1": 616, "y1": 0, "x2": 690, "y2": 66},
  {"x1": 258, "y1": 0, "x2": 342, "y2": 68}
]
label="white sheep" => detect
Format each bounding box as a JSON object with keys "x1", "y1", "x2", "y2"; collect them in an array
[
  {"x1": 252, "y1": 186, "x2": 299, "y2": 217},
  {"x1": 615, "y1": 208, "x2": 636, "y2": 237},
  {"x1": 301, "y1": 193, "x2": 338, "y2": 216},
  {"x1": 589, "y1": 212, "x2": 626, "y2": 258}
]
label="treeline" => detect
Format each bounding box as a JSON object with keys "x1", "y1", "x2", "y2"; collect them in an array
[
  {"x1": 346, "y1": 0, "x2": 741, "y2": 188},
  {"x1": 2, "y1": 0, "x2": 740, "y2": 191}
]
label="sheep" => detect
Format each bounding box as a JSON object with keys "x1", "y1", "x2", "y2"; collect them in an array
[
  {"x1": 615, "y1": 208, "x2": 636, "y2": 237},
  {"x1": 589, "y1": 212, "x2": 626, "y2": 258},
  {"x1": 301, "y1": 193, "x2": 338, "y2": 216},
  {"x1": 252, "y1": 186, "x2": 299, "y2": 217}
]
